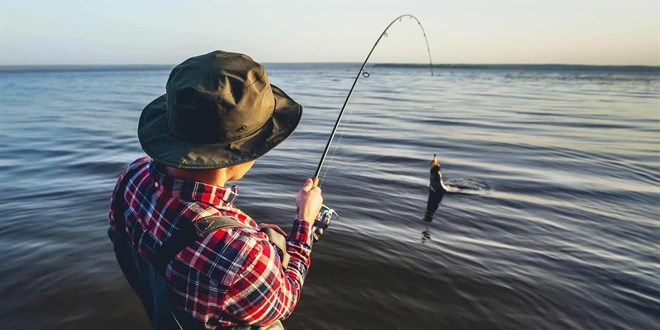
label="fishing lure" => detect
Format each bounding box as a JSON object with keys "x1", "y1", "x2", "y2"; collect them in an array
[{"x1": 311, "y1": 14, "x2": 435, "y2": 242}]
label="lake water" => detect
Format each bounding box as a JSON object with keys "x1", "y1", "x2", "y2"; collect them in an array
[{"x1": 0, "y1": 63, "x2": 658, "y2": 329}]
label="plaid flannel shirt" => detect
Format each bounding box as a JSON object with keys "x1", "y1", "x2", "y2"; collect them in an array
[{"x1": 108, "y1": 157, "x2": 313, "y2": 328}]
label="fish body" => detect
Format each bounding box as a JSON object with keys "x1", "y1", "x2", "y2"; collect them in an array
[
  {"x1": 429, "y1": 154, "x2": 452, "y2": 193},
  {"x1": 424, "y1": 155, "x2": 445, "y2": 222}
]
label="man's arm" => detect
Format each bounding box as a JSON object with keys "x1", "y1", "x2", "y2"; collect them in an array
[{"x1": 224, "y1": 178, "x2": 322, "y2": 325}]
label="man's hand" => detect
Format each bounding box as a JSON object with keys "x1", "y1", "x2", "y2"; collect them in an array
[
  {"x1": 296, "y1": 178, "x2": 323, "y2": 224},
  {"x1": 258, "y1": 223, "x2": 287, "y2": 236}
]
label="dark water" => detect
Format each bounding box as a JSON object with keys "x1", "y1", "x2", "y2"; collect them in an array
[{"x1": 1, "y1": 63, "x2": 658, "y2": 329}]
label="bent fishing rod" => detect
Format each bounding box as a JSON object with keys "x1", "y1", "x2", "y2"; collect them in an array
[
  {"x1": 309, "y1": 14, "x2": 434, "y2": 242},
  {"x1": 312, "y1": 14, "x2": 434, "y2": 186}
]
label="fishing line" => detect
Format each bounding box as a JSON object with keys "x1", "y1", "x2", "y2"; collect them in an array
[
  {"x1": 319, "y1": 97, "x2": 357, "y2": 186},
  {"x1": 313, "y1": 14, "x2": 434, "y2": 186}
]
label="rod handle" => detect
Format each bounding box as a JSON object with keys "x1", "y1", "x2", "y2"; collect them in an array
[{"x1": 312, "y1": 176, "x2": 319, "y2": 188}]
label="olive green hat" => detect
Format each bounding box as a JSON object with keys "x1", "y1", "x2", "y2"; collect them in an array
[{"x1": 138, "y1": 50, "x2": 303, "y2": 169}]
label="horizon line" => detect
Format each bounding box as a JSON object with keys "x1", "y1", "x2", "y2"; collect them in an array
[
  {"x1": 1, "y1": 62, "x2": 659, "y2": 65},
  {"x1": 1, "y1": 62, "x2": 659, "y2": 68}
]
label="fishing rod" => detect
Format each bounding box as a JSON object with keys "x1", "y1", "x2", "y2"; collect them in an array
[
  {"x1": 313, "y1": 14, "x2": 434, "y2": 185},
  {"x1": 310, "y1": 14, "x2": 434, "y2": 242}
]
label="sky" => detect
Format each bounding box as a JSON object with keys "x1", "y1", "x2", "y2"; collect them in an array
[{"x1": 1, "y1": 1, "x2": 659, "y2": 66}]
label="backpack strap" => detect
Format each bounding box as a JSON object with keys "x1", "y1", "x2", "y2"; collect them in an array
[
  {"x1": 152, "y1": 216, "x2": 291, "y2": 272},
  {"x1": 152, "y1": 216, "x2": 249, "y2": 274},
  {"x1": 193, "y1": 216, "x2": 250, "y2": 237},
  {"x1": 259, "y1": 228, "x2": 290, "y2": 268}
]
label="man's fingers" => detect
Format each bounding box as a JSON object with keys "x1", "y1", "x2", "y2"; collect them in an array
[{"x1": 302, "y1": 178, "x2": 313, "y2": 192}]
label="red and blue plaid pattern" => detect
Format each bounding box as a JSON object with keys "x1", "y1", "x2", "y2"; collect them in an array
[{"x1": 109, "y1": 157, "x2": 313, "y2": 327}]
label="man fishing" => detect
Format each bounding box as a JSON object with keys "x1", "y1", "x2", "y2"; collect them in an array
[{"x1": 108, "y1": 50, "x2": 323, "y2": 329}]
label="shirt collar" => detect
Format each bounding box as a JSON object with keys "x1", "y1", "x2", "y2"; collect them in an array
[{"x1": 149, "y1": 161, "x2": 239, "y2": 208}]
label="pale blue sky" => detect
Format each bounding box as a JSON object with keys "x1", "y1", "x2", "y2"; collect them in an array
[{"x1": 1, "y1": 1, "x2": 658, "y2": 66}]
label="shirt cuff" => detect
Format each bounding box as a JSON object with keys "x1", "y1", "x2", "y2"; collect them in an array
[{"x1": 287, "y1": 219, "x2": 314, "y2": 247}]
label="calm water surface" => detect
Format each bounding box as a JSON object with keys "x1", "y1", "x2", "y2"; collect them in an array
[{"x1": 0, "y1": 64, "x2": 658, "y2": 329}]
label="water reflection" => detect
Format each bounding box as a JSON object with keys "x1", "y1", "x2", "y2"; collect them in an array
[
  {"x1": 2, "y1": 65, "x2": 658, "y2": 329},
  {"x1": 423, "y1": 188, "x2": 444, "y2": 223},
  {"x1": 421, "y1": 226, "x2": 431, "y2": 244}
]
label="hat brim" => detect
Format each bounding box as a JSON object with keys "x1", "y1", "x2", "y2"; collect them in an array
[{"x1": 138, "y1": 84, "x2": 302, "y2": 169}]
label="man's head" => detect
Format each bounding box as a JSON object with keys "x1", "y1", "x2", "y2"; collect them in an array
[{"x1": 138, "y1": 50, "x2": 303, "y2": 170}]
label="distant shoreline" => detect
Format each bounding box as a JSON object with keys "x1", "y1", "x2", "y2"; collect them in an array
[
  {"x1": 1, "y1": 63, "x2": 658, "y2": 73},
  {"x1": 372, "y1": 63, "x2": 660, "y2": 72}
]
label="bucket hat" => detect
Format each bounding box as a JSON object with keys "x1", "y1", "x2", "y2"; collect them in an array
[{"x1": 138, "y1": 50, "x2": 303, "y2": 169}]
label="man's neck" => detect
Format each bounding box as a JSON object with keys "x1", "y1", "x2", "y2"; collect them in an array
[{"x1": 163, "y1": 166, "x2": 229, "y2": 187}]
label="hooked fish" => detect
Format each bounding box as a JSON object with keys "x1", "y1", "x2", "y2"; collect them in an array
[
  {"x1": 424, "y1": 154, "x2": 446, "y2": 222},
  {"x1": 430, "y1": 155, "x2": 473, "y2": 193},
  {"x1": 429, "y1": 154, "x2": 451, "y2": 193}
]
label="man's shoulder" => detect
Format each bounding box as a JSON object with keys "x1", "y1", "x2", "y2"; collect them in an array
[
  {"x1": 115, "y1": 156, "x2": 152, "y2": 186},
  {"x1": 126, "y1": 156, "x2": 152, "y2": 172}
]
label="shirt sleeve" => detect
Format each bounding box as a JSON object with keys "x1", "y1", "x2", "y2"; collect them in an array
[
  {"x1": 223, "y1": 220, "x2": 313, "y2": 325},
  {"x1": 108, "y1": 157, "x2": 152, "y2": 232}
]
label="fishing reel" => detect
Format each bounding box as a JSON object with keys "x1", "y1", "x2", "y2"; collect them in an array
[{"x1": 312, "y1": 204, "x2": 339, "y2": 242}]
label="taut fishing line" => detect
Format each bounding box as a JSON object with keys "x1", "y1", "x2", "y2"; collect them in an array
[
  {"x1": 310, "y1": 14, "x2": 434, "y2": 242},
  {"x1": 318, "y1": 95, "x2": 355, "y2": 186}
]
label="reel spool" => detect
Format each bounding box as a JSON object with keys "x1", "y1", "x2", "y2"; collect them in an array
[{"x1": 312, "y1": 204, "x2": 339, "y2": 242}]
